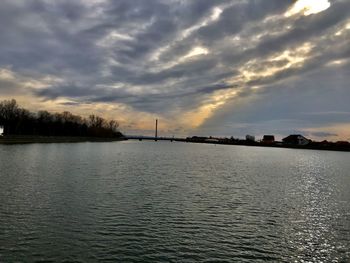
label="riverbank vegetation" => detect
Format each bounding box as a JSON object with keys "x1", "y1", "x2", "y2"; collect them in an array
[{"x1": 0, "y1": 99, "x2": 123, "y2": 138}]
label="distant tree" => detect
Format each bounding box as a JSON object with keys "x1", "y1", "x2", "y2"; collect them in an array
[
  {"x1": 0, "y1": 99, "x2": 123, "y2": 138},
  {"x1": 108, "y1": 120, "x2": 119, "y2": 132},
  {"x1": 88, "y1": 115, "x2": 105, "y2": 128},
  {"x1": 0, "y1": 99, "x2": 19, "y2": 134}
]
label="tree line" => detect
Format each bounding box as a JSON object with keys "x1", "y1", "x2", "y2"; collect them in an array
[{"x1": 0, "y1": 99, "x2": 123, "y2": 138}]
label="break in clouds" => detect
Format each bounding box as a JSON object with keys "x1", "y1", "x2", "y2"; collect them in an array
[{"x1": 0, "y1": 0, "x2": 350, "y2": 139}]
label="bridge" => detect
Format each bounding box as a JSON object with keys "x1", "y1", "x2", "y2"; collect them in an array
[
  {"x1": 124, "y1": 135, "x2": 185, "y2": 142},
  {"x1": 125, "y1": 119, "x2": 185, "y2": 142}
]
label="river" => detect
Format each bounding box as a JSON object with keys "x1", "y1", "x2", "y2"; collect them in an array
[{"x1": 0, "y1": 141, "x2": 349, "y2": 262}]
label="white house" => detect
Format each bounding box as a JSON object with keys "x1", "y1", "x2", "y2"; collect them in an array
[
  {"x1": 205, "y1": 138, "x2": 219, "y2": 143},
  {"x1": 282, "y1": 134, "x2": 310, "y2": 146}
]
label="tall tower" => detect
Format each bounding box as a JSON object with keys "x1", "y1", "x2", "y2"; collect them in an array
[{"x1": 155, "y1": 119, "x2": 158, "y2": 141}]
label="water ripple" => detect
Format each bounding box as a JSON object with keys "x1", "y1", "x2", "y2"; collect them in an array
[{"x1": 0, "y1": 142, "x2": 349, "y2": 262}]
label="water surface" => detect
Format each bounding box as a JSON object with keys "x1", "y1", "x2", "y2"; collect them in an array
[{"x1": 0, "y1": 141, "x2": 349, "y2": 262}]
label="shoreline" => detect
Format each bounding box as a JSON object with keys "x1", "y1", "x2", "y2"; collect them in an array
[
  {"x1": 1, "y1": 135, "x2": 349, "y2": 152},
  {"x1": 182, "y1": 140, "x2": 350, "y2": 152},
  {"x1": 0, "y1": 135, "x2": 126, "y2": 145}
]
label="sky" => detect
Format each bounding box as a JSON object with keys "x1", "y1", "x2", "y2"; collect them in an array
[{"x1": 0, "y1": 0, "x2": 349, "y2": 140}]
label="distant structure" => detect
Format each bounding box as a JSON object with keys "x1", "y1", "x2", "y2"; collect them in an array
[
  {"x1": 205, "y1": 138, "x2": 219, "y2": 143},
  {"x1": 188, "y1": 136, "x2": 207, "y2": 142},
  {"x1": 155, "y1": 119, "x2": 158, "y2": 141},
  {"x1": 246, "y1": 135, "x2": 255, "y2": 142},
  {"x1": 282, "y1": 134, "x2": 310, "y2": 146},
  {"x1": 336, "y1": 141, "x2": 350, "y2": 146},
  {"x1": 262, "y1": 135, "x2": 275, "y2": 144},
  {"x1": 0, "y1": 125, "x2": 3, "y2": 136}
]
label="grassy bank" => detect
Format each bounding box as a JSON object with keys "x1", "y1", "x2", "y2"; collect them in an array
[{"x1": 0, "y1": 135, "x2": 126, "y2": 145}]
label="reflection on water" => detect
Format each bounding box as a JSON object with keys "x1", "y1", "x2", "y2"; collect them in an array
[
  {"x1": 0, "y1": 141, "x2": 349, "y2": 262},
  {"x1": 284, "y1": 154, "x2": 349, "y2": 262}
]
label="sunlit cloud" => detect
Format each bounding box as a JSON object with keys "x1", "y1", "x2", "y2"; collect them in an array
[
  {"x1": 180, "y1": 89, "x2": 238, "y2": 128},
  {"x1": 239, "y1": 43, "x2": 313, "y2": 82},
  {"x1": 183, "y1": 47, "x2": 209, "y2": 60},
  {"x1": 327, "y1": 59, "x2": 348, "y2": 67},
  {"x1": 97, "y1": 31, "x2": 134, "y2": 47},
  {"x1": 285, "y1": 0, "x2": 331, "y2": 17},
  {"x1": 151, "y1": 46, "x2": 210, "y2": 71},
  {"x1": 187, "y1": 42, "x2": 314, "y2": 129},
  {"x1": 150, "y1": 5, "x2": 225, "y2": 64},
  {"x1": 182, "y1": 6, "x2": 224, "y2": 38},
  {"x1": 0, "y1": 68, "x2": 60, "y2": 90},
  {"x1": 210, "y1": 7, "x2": 223, "y2": 21},
  {"x1": 335, "y1": 20, "x2": 350, "y2": 36}
]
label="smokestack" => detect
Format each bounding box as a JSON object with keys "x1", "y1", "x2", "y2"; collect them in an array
[{"x1": 155, "y1": 119, "x2": 158, "y2": 141}]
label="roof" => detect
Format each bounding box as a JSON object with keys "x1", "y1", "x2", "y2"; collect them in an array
[{"x1": 283, "y1": 134, "x2": 305, "y2": 140}]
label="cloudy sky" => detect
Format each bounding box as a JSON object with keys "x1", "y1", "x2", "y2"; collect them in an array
[{"x1": 0, "y1": 0, "x2": 349, "y2": 140}]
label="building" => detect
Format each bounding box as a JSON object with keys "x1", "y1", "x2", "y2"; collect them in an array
[
  {"x1": 187, "y1": 136, "x2": 207, "y2": 142},
  {"x1": 282, "y1": 134, "x2": 310, "y2": 146},
  {"x1": 246, "y1": 135, "x2": 255, "y2": 142},
  {"x1": 0, "y1": 125, "x2": 3, "y2": 136},
  {"x1": 336, "y1": 141, "x2": 350, "y2": 146},
  {"x1": 262, "y1": 135, "x2": 275, "y2": 144}
]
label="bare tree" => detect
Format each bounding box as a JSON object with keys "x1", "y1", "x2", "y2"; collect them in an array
[{"x1": 0, "y1": 99, "x2": 123, "y2": 138}]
